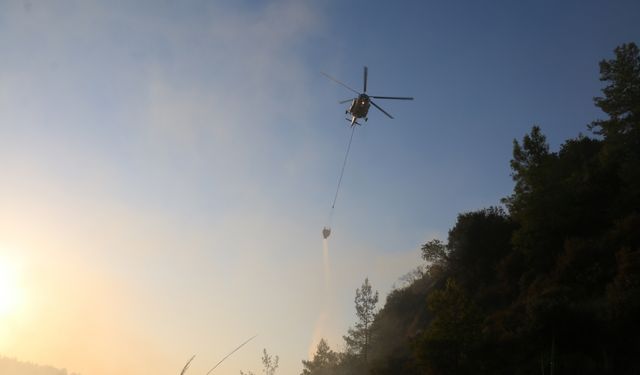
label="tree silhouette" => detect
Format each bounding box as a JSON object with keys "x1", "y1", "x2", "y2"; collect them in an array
[
  {"x1": 300, "y1": 339, "x2": 338, "y2": 375},
  {"x1": 240, "y1": 349, "x2": 278, "y2": 375},
  {"x1": 591, "y1": 42, "x2": 640, "y2": 138},
  {"x1": 343, "y1": 277, "x2": 379, "y2": 363}
]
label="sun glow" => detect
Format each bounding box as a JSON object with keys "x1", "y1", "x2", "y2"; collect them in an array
[{"x1": 0, "y1": 254, "x2": 23, "y2": 319}]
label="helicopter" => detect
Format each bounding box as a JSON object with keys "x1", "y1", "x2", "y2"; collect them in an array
[{"x1": 322, "y1": 66, "x2": 413, "y2": 126}]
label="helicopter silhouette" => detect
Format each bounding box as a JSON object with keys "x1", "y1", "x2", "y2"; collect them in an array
[{"x1": 322, "y1": 66, "x2": 414, "y2": 126}]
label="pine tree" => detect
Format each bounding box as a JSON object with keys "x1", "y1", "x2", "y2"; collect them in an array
[
  {"x1": 343, "y1": 277, "x2": 379, "y2": 362},
  {"x1": 301, "y1": 339, "x2": 338, "y2": 375}
]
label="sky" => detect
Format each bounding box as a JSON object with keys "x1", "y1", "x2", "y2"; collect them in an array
[{"x1": 0, "y1": 1, "x2": 639, "y2": 374}]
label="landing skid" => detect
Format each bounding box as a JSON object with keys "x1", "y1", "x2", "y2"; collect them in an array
[{"x1": 345, "y1": 118, "x2": 361, "y2": 126}]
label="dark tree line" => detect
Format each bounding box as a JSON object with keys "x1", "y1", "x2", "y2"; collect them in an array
[{"x1": 301, "y1": 42, "x2": 640, "y2": 374}]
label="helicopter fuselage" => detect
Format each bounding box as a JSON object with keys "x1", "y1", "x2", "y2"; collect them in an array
[{"x1": 348, "y1": 94, "x2": 371, "y2": 124}]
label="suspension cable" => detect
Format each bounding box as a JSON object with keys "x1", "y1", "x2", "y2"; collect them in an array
[{"x1": 330, "y1": 125, "x2": 357, "y2": 218}]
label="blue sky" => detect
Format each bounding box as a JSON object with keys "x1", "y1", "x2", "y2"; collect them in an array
[{"x1": 1, "y1": 1, "x2": 639, "y2": 374}]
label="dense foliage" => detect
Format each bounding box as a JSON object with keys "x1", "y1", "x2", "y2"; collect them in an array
[{"x1": 301, "y1": 43, "x2": 640, "y2": 375}]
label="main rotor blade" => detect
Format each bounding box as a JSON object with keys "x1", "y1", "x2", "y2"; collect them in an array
[
  {"x1": 321, "y1": 72, "x2": 360, "y2": 95},
  {"x1": 370, "y1": 96, "x2": 414, "y2": 100},
  {"x1": 370, "y1": 100, "x2": 394, "y2": 119},
  {"x1": 363, "y1": 66, "x2": 368, "y2": 93},
  {"x1": 339, "y1": 98, "x2": 355, "y2": 104}
]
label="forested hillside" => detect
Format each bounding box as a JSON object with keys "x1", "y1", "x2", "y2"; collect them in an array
[
  {"x1": 302, "y1": 43, "x2": 640, "y2": 375},
  {"x1": 0, "y1": 356, "x2": 79, "y2": 375}
]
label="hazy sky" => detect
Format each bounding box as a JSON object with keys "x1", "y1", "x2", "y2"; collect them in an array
[{"x1": 1, "y1": 1, "x2": 639, "y2": 374}]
